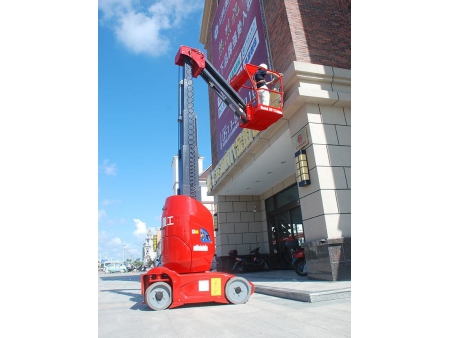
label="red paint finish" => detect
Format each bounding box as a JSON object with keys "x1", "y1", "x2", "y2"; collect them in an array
[
  {"x1": 140, "y1": 195, "x2": 255, "y2": 309},
  {"x1": 230, "y1": 63, "x2": 284, "y2": 131},
  {"x1": 141, "y1": 267, "x2": 255, "y2": 309},
  {"x1": 161, "y1": 195, "x2": 215, "y2": 274}
]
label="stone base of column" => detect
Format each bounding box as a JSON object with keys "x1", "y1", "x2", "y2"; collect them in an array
[{"x1": 303, "y1": 237, "x2": 351, "y2": 281}]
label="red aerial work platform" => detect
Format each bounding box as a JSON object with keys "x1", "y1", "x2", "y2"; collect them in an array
[{"x1": 141, "y1": 196, "x2": 254, "y2": 310}]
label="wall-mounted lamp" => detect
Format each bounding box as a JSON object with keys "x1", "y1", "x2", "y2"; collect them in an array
[
  {"x1": 252, "y1": 205, "x2": 257, "y2": 213},
  {"x1": 213, "y1": 204, "x2": 218, "y2": 231},
  {"x1": 213, "y1": 213, "x2": 218, "y2": 231},
  {"x1": 295, "y1": 149, "x2": 311, "y2": 187}
]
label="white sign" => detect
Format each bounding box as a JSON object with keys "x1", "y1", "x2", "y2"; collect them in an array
[
  {"x1": 292, "y1": 127, "x2": 309, "y2": 151},
  {"x1": 198, "y1": 280, "x2": 209, "y2": 292},
  {"x1": 193, "y1": 245, "x2": 208, "y2": 252}
]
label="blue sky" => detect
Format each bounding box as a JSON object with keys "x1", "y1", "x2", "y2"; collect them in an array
[{"x1": 98, "y1": 0, "x2": 213, "y2": 262}]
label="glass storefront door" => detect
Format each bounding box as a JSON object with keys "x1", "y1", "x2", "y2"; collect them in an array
[{"x1": 265, "y1": 184, "x2": 305, "y2": 269}]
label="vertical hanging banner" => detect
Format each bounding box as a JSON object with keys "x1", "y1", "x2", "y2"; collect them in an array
[{"x1": 211, "y1": 0, "x2": 270, "y2": 161}]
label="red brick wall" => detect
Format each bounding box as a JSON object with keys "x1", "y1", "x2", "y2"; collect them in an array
[
  {"x1": 297, "y1": 0, "x2": 351, "y2": 69},
  {"x1": 262, "y1": 0, "x2": 351, "y2": 72},
  {"x1": 261, "y1": 0, "x2": 299, "y2": 73}
]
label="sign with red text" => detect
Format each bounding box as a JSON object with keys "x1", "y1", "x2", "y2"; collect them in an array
[{"x1": 292, "y1": 127, "x2": 309, "y2": 151}]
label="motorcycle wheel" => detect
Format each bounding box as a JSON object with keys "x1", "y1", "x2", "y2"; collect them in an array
[
  {"x1": 294, "y1": 259, "x2": 307, "y2": 276},
  {"x1": 237, "y1": 262, "x2": 247, "y2": 273}
]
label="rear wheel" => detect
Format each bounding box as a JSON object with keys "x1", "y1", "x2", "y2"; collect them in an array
[
  {"x1": 294, "y1": 259, "x2": 307, "y2": 276},
  {"x1": 236, "y1": 262, "x2": 247, "y2": 273},
  {"x1": 145, "y1": 282, "x2": 172, "y2": 311},
  {"x1": 225, "y1": 277, "x2": 252, "y2": 304}
]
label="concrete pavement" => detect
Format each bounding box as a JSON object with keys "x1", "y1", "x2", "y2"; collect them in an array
[{"x1": 98, "y1": 269, "x2": 351, "y2": 337}]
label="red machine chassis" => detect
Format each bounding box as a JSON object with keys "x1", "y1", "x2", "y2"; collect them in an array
[{"x1": 141, "y1": 266, "x2": 255, "y2": 309}]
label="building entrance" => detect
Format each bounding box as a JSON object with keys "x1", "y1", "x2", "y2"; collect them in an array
[{"x1": 265, "y1": 184, "x2": 305, "y2": 269}]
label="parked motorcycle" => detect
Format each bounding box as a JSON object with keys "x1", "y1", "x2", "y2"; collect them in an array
[
  {"x1": 230, "y1": 244, "x2": 270, "y2": 273},
  {"x1": 282, "y1": 239, "x2": 307, "y2": 276},
  {"x1": 135, "y1": 265, "x2": 148, "y2": 272}
]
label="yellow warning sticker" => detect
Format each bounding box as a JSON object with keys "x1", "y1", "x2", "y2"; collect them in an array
[{"x1": 211, "y1": 278, "x2": 221, "y2": 296}]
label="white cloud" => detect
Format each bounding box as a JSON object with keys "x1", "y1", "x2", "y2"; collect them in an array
[
  {"x1": 98, "y1": 231, "x2": 122, "y2": 260},
  {"x1": 132, "y1": 218, "x2": 148, "y2": 237},
  {"x1": 101, "y1": 199, "x2": 121, "y2": 206},
  {"x1": 110, "y1": 237, "x2": 122, "y2": 245},
  {"x1": 99, "y1": 0, "x2": 203, "y2": 57},
  {"x1": 100, "y1": 159, "x2": 118, "y2": 176},
  {"x1": 98, "y1": 0, "x2": 133, "y2": 21},
  {"x1": 116, "y1": 11, "x2": 170, "y2": 55},
  {"x1": 98, "y1": 209, "x2": 106, "y2": 221}
]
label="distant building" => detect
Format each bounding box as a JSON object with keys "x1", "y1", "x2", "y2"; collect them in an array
[{"x1": 142, "y1": 228, "x2": 157, "y2": 265}]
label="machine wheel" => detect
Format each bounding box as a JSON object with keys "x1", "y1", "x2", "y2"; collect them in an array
[
  {"x1": 145, "y1": 282, "x2": 172, "y2": 311},
  {"x1": 294, "y1": 259, "x2": 307, "y2": 276},
  {"x1": 225, "y1": 277, "x2": 252, "y2": 305},
  {"x1": 263, "y1": 261, "x2": 270, "y2": 271}
]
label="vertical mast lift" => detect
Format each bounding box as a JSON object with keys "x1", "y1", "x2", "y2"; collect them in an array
[{"x1": 141, "y1": 46, "x2": 283, "y2": 310}]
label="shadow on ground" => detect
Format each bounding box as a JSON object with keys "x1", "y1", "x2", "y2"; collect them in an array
[{"x1": 99, "y1": 273, "x2": 142, "y2": 282}]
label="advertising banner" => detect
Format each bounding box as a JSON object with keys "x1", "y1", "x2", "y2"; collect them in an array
[{"x1": 211, "y1": 0, "x2": 269, "y2": 160}]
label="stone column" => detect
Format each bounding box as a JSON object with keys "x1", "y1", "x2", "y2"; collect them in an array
[{"x1": 284, "y1": 61, "x2": 351, "y2": 281}]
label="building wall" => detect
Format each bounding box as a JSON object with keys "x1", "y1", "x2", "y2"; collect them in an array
[
  {"x1": 202, "y1": 0, "x2": 219, "y2": 167},
  {"x1": 214, "y1": 174, "x2": 297, "y2": 258},
  {"x1": 262, "y1": 0, "x2": 351, "y2": 72},
  {"x1": 282, "y1": 61, "x2": 351, "y2": 242},
  {"x1": 203, "y1": 0, "x2": 350, "y2": 168},
  {"x1": 200, "y1": 0, "x2": 351, "y2": 281}
]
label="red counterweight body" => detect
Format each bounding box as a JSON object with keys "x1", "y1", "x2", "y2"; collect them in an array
[
  {"x1": 141, "y1": 195, "x2": 254, "y2": 310},
  {"x1": 161, "y1": 195, "x2": 215, "y2": 273}
]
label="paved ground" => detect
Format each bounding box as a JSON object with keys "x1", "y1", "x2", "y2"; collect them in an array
[
  {"x1": 233, "y1": 269, "x2": 351, "y2": 302},
  {"x1": 98, "y1": 270, "x2": 351, "y2": 337}
]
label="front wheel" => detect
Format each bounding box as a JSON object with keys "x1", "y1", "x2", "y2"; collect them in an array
[
  {"x1": 145, "y1": 282, "x2": 172, "y2": 311},
  {"x1": 294, "y1": 259, "x2": 307, "y2": 276},
  {"x1": 225, "y1": 277, "x2": 252, "y2": 304}
]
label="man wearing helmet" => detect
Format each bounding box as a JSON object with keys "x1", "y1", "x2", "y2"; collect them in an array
[{"x1": 254, "y1": 63, "x2": 281, "y2": 106}]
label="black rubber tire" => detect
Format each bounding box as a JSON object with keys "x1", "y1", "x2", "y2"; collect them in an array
[
  {"x1": 294, "y1": 259, "x2": 307, "y2": 276},
  {"x1": 237, "y1": 262, "x2": 247, "y2": 273}
]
